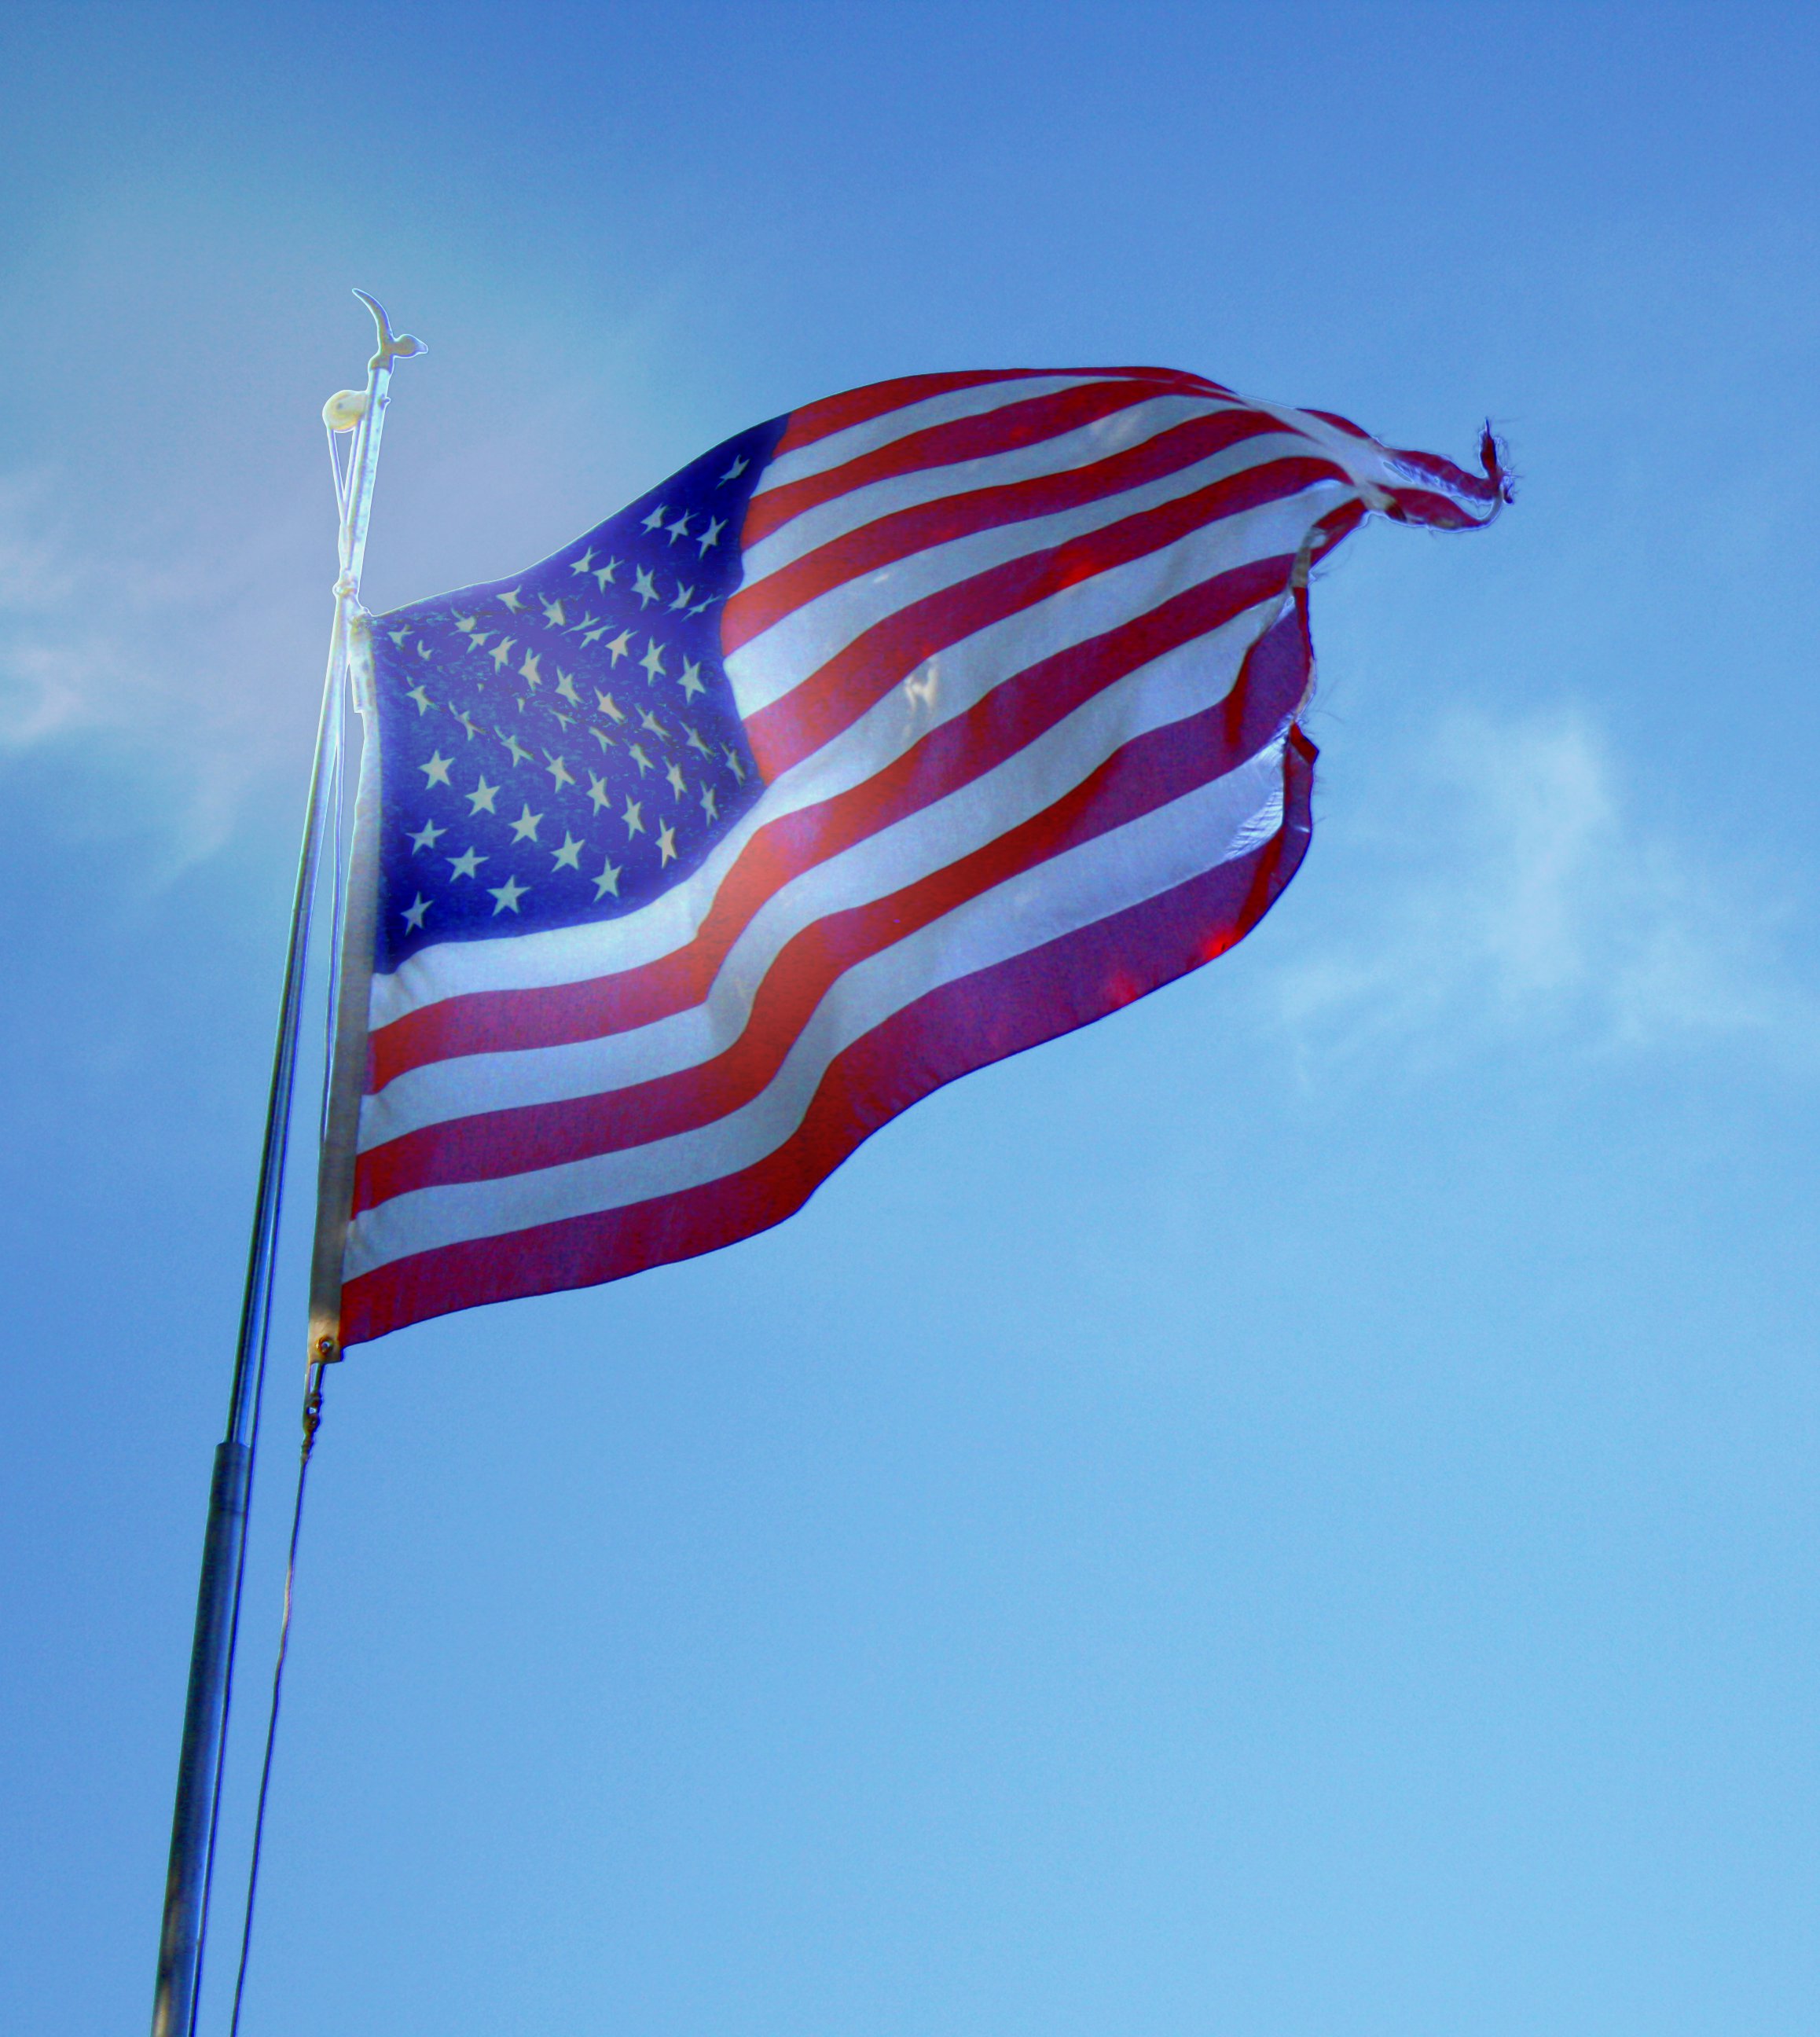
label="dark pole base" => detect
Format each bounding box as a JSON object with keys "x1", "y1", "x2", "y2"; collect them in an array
[{"x1": 152, "y1": 1441, "x2": 251, "y2": 2037}]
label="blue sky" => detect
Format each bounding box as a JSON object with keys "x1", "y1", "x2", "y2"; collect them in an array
[{"x1": 3, "y1": 4, "x2": 1818, "y2": 2033}]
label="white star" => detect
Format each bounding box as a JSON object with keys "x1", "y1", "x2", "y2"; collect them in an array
[
  {"x1": 668, "y1": 582, "x2": 695, "y2": 611},
  {"x1": 632, "y1": 566, "x2": 659, "y2": 607},
  {"x1": 489, "y1": 875, "x2": 529, "y2": 915},
  {"x1": 569, "y1": 549, "x2": 595, "y2": 577},
  {"x1": 541, "y1": 596, "x2": 566, "y2": 626},
  {"x1": 596, "y1": 690, "x2": 625, "y2": 721},
  {"x1": 388, "y1": 626, "x2": 412, "y2": 646},
  {"x1": 420, "y1": 751, "x2": 453, "y2": 787},
  {"x1": 551, "y1": 831, "x2": 585, "y2": 871},
  {"x1": 499, "y1": 587, "x2": 526, "y2": 612},
  {"x1": 468, "y1": 630, "x2": 494, "y2": 651},
  {"x1": 605, "y1": 629, "x2": 635, "y2": 666},
  {"x1": 416, "y1": 640, "x2": 434, "y2": 660},
  {"x1": 579, "y1": 623, "x2": 609, "y2": 646},
  {"x1": 665, "y1": 758, "x2": 687, "y2": 797},
  {"x1": 688, "y1": 599, "x2": 714, "y2": 618},
  {"x1": 453, "y1": 613, "x2": 478, "y2": 633},
  {"x1": 722, "y1": 746, "x2": 747, "y2": 783},
  {"x1": 593, "y1": 857, "x2": 622, "y2": 901},
  {"x1": 655, "y1": 822, "x2": 678, "y2": 866},
  {"x1": 509, "y1": 803, "x2": 543, "y2": 842},
  {"x1": 519, "y1": 651, "x2": 542, "y2": 688},
  {"x1": 467, "y1": 776, "x2": 500, "y2": 814},
  {"x1": 637, "y1": 707, "x2": 667, "y2": 737},
  {"x1": 641, "y1": 504, "x2": 669, "y2": 532},
  {"x1": 409, "y1": 818, "x2": 446, "y2": 853},
  {"x1": 627, "y1": 742, "x2": 654, "y2": 776},
  {"x1": 490, "y1": 637, "x2": 516, "y2": 670},
  {"x1": 499, "y1": 731, "x2": 532, "y2": 768},
  {"x1": 639, "y1": 640, "x2": 666, "y2": 682},
  {"x1": 622, "y1": 796, "x2": 645, "y2": 837},
  {"x1": 720, "y1": 453, "x2": 749, "y2": 483},
  {"x1": 449, "y1": 846, "x2": 486, "y2": 880},
  {"x1": 699, "y1": 784, "x2": 719, "y2": 822},
  {"x1": 406, "y1": 684, "x2": 435, "y2": 714},
  {"x1": 589, "y1": 726, "x2": 615, "y2": 752},
  {"x1": 593, "y1": 556, "x2": 622, "y2": 589},
  {"x1": 556, "y1": 670, "x2": 581, "y2": 706},
  {"x1": 677, "y1": 659, "x2": 705, "y2": 701},
  {"x1": 453, "y1": 709, "x2": 481, "y2": 741},
  {"x1": 696, "y1": 516, "x2": 725, "y2": 553},
  {"x1": 402, "y1": 894, "x2": 431, "y2": 931},
  {"x1": 544, "y1": 752, "x2": 575, "y2": 790},
  {"x1": 683, "y1": 723, "x2": 710, "y2": 755},
  {"x1": 586, "y1": 772, "x2": 613, "y2": 813},
  {"x1": 666, "y1": 510, "x2": 692, "y2": 544}
]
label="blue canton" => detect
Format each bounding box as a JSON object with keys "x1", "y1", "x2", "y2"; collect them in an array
[{"x1": 369, "y1": 416, "x2": 788, "y2": 970}]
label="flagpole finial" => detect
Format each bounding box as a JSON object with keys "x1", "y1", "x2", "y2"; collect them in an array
[
  {"x1": 353, "y1": 288, "x2": 426, "y2": 374},
  {"x1": 323, "y1": 292, "x2": 424, "y2": 585},
  {"x1": 323, "y1": 295, "x2": 425, "y2": 433}
]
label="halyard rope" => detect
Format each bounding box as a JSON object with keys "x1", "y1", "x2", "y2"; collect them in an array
[{"x1": 226, "y1": 1357, "x2": 329, "y2": 2037}]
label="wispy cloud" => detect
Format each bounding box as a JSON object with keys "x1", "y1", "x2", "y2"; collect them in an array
[
  {"x1": 0, "y1": 354, "x2": 698, "y2": 880},
  {"x1": 1268, "y1": 705, "x2": 1816, "y2": 1066},
  {"x1": 0, "y1": 468, "x2": 305, "y2": 868},
  {"x1": 0, "y1": 472, "x2": 97, "y2": 747}
]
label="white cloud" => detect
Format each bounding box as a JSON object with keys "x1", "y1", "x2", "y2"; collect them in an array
[
  {"x1": 0, "y1": 472, "x2": 98, "y2": 746},
  {"x1": 1268, "y1": 705, "x2": 1816, "y2": 1065},
  {"x1": 0, "y1": 440, "x2": 365, "y2": 883},
  {"x1": 0, "y1": 361, "x2": 697, "y2": 878},
  {"x1": 0, "y1": 473, "x2": 78, "y2": 610}
]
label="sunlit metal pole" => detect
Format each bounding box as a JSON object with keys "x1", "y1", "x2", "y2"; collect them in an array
[{"x1": 150, "y1": 293, "x2": 423, "y2": 2037}]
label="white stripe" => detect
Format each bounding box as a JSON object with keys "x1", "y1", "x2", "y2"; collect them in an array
[
  {"x1": 347, "y1": 736, "x2": 1288, "y2": 1276},
  {"x1": 742, "y1": 391, "x2": 1250, "y2": 585},
  {"x1": 727, "y1": 436, "x2": 1334, "y2": 721},
  {"x1": 361, "y1": 591, "x2": 1297, "y2": 1146},
  {"x1": 1235, "y1": 398, "x2": 1428, "y2": 510},
  {"x1": 368, "y1": 483, "x2": 1341, "y2": 1028},
  {"x1": 754, "y1": 375, "x2": 1099, "y2": 499}
]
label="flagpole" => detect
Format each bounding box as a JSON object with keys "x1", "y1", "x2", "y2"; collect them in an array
[{"x1": 150, "y1": 293, "x2": 423, "y2": 2037}]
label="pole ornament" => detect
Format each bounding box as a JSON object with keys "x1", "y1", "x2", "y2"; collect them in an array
[{"x1": 354, "y1": 288, "x2": 426, "y2": 373}]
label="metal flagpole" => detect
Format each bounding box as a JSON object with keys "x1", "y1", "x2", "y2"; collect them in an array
[{"x1": 150, "y1": 292, "x2": 423, "y2": 2037}]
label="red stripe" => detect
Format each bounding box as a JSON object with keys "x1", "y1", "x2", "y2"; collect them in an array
[
  {"x1": 1302, "y1": 407, "x2": 1374, "y2": 441},
  {"x1": 775, "y1": 371, "x2": 1065, "y2": 457},
  {"x1": 339, "y1": 728, "x2": 1314, "y2": 1346},
  {"x1": 1380, "y1": 483, "x2": 1497, "y2": 530},
  {"x1": 1303, "y1": 409, "x2": 1503, "y2": 509},
  {"x1": 727, "y1": 407, "x2": 1287, "y2": 652},
  {"x1": 356, "y1": 617, "x2": 1310, "y2": 1209},
  {"x1": 368, "y1": 549, "x2": 1318, "y2": 1092},
  {"x1": 772, "y1": 365, "x2": 1235, "y2": 458},
  {"x1": 743, "y1": 379, "x2": 1204, "y2": 551},
  {"x1": 742, "y1": 452, "x2": 1348, "y2": 780},
  {"x1": 1384, "y1": 441, "x2": 1503, "y2": 506}
]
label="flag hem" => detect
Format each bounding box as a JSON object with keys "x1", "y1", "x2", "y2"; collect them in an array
[{"x1": 307, "y1": 615, "x2": 384, "y2": 1361}]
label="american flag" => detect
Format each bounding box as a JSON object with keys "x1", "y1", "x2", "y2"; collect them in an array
[{"x1": 329, "y1": 366, "x2": 1505, "y2": 1345}]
